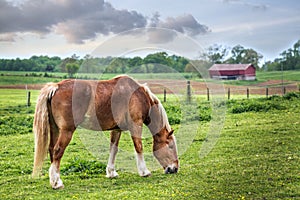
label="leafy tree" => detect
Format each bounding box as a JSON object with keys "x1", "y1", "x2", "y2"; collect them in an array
[
  {"x1": 202, "y1": 44, "x2": 230, "y2": 64},
  {"x1": 66, "y1": 62, "x2": 79, "y2": 78},
  {"x1": 185, "y1": 60, "x2": 211, "y2": 77},
  {"x1": 106, "y1": 57, "x2": 129, "y2": 73},
  {"x1": 128, "y1": 56, "x2": 143, "y2": 68},
  {"x1": 280, "y1": 40, "x2": 300, "y2": 70},
  {"x1": 263, "y1": 39, "x2": 300, "y2": 71},
  {"x1": 226, "y1": 45, "x2": 262, "y2": 66},
  {"x1": 227, "y1": 45, "x2": 245, "y2": 64},
  {"x1": 241, "y1": 48, "x2": 263, "y2": 66},
  {"x1": 143, "y1": 52, "x2": 171, "y2": 66},
  {"x1": 59, "y1": 54, "x2": 79, "y2": 73},
  {"x1": 169, "y1": 55, "x2": 189, "y2": 72}
]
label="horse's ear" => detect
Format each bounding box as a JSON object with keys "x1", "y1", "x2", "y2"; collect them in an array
[{"x1": 168, "y1": 129, "x2": 174, "y2": 136}]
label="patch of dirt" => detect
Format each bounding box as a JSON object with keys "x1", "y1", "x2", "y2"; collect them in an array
[
  {"x1": 0, "y1": 84, "x2": 45, "y2": 90},
  {"x1": 253, "y1": 80, "x2": 294, "y2": 87}
]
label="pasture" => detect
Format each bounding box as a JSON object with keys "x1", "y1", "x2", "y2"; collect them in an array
[{"x1": 0, "y1": 86, "x2": 299, "y2": 199}]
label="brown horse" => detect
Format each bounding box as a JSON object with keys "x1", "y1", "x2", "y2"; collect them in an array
[{"x1": 32, "y1": 75, "x2": 179, "y2": 189}]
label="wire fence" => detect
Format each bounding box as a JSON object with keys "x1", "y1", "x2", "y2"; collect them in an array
[
  {"x1": 146, "y1": 81, "x2": 300, "y2": 102},
  {"x1": 20, "y1": 79, "x2": 300, "y2": 105}
]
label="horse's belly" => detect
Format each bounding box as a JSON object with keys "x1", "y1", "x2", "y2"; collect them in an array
[
  {"x1": 78, "y1": 113, "x2": 119, "y2": 131},
  {"x1": 78, "y1": 114, "x2": 102, "y2": 131}
]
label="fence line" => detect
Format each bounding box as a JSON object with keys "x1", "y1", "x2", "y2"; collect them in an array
[
  {"x1": 149, "y1": 82, "x2": 299, "y2": 102},
  {"x1": 25, "y1": 82, "x2": 299, "y2": 105}
]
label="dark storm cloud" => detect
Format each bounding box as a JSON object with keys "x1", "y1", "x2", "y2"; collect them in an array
[
  {"x1": 148, "y1": 12, "x2": 210, "y2": 43},
  {"x1": 0, "y1": 0, "x2": 210, "y2": 43},
  {"x1": 158, "y1": 14, "x2": 210, "y2": 36}
]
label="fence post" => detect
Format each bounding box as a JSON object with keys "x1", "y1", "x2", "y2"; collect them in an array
[
  {"x1": 27, "y1": 91, "x2": 31, "y2": 107},
  {"x1": 247, "y1": 88, "x2": 249, "y2": 99},
  {"x1": 283, "y1": 87, "x2": 286, "y2": 95},
  {"x1": 207, "y1": 87, "x2": 210, "y2": 101},
  {"x1": 266, "y1": 87, "x2": 269, "y2": 98},
  {"x1": 228, "y1": 88, "x2": 230, "y2": 100},
  {"x1": 187, "y1": 80, "x2": 191, "y2": 103},
  {"x1": 163, "y1": 88, "x2": 167, "y2": 102}
]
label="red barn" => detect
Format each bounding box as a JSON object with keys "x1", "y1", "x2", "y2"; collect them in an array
[{"x1": 209, "y1": 63, "x2": 256, "y2": 80}]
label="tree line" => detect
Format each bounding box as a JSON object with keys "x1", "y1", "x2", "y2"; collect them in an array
[
  {"x1": 0, "y1": 40, "x2": 299, "y2": 76},
  {"x1": 0, "y1": 52, "x2": 190, "y2": 77},
  {"x1": 263, "y1": 40, "x2": 300, "y2": 71}
]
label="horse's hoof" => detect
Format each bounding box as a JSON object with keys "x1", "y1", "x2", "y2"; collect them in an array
[
  {"x1": 106, "y1": 167, "x2": 119, "y2": 178},
  {"x1": 52, "y1": 184, "x2": 64, "y2": 190},
  {"x1": 106, "y1": 171, "x2": 119, "y2": 178},
  {"x1": 142, "y1": 173, "x2": 152, "y2": 177},
  {"x1": 51, "y1": 179, "x2": 64, "y2": 190},
  {"x1": 140, "y1": 170, "x2": 151, "y2": 177}
]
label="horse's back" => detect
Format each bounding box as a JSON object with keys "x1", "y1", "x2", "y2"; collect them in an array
[
  {"x1": 50, "y1": 79, "x2": 94, "y2": 130},
  {"x1": 50, "y1": 76, "x2": 151, "y2": 131},
  {"x1": 94, "y1": 75, "x2": 152, "y2": 130}
]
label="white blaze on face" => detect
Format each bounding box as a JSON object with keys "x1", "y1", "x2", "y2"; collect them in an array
[{"x1": 153, "y1": 135, "x2": 179, "y2": 173}]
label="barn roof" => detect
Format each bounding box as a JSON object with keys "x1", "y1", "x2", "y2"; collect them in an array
[{"x1": 209, "y1": 64, "x2": 254, "y2": 71}]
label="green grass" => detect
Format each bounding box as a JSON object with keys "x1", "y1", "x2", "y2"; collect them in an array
[
  {"x1": 257, "y1": 70, "x2": 300, "y2": 82},
  {"x1": 0, "y1": 75, "x2": 63, "y2": 85},
  {"x1": 0, "y1": 89, "x2": 299, "y2": 199},
  {"x1": 222, "y1": 70, "x2": 300, "y2": 86}
]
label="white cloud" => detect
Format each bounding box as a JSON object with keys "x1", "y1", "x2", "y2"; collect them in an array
[{"x1": 0, "y1": 0, "x2": 209, "y2": 44}]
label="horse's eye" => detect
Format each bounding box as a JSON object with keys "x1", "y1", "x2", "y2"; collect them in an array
[{"x1": 168, "y1": 140, "x2": 174, "y2": 149}]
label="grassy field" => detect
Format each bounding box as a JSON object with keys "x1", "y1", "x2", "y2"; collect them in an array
[
  {"x1": 0, "y1": 71, "x2": 195, "y2": 85},
  {"x1": 0, "y1": 89, "x2": 299, "y2": 199},
  {"x1": 223, "y1": 70, "x2": 300, "y2": 86},
  {"x1": 1, "y1": 70, "x2": 300, "y2": 85}
]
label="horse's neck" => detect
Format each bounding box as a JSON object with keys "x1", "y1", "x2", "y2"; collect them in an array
[{"x1": 147, "y1": 103, "x2": 165, "y2": 135}]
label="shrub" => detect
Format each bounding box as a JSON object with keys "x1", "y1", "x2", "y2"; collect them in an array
[
  {"x1": 229, "y1": 99, "x2": 286, "y2": 114},
  {"x1": 196, "y1": 104, "x2": 212, "y2": 122},
  {"x1": 283, "y1": 92, "x2": 300, "y2": 100},
  {"x1": 163, "y1": 103, "x2": 182, "y2": 125},
  {"x1": 61, "y1": 157, "x2": 106, "y2": 179}
]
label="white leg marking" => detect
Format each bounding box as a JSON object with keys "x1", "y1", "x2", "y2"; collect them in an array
[
  {"x1": 49, "y1": 163, "x2": 64, "y2": 189},
  {"x1": 106, "y1": 145, "x2": 119, "y2": 178},
  {"x1": 136, "y1": 153, "x2": 151, "y2": 177}
]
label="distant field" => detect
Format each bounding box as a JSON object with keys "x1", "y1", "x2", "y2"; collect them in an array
[
  {"x1": 223, "y1": 70, "x2": 300, "y2": 86},
  {"x1": 0, "y1": 71, "x2": 198, "y2": 85},
  {"x1": 1, "y1": 70, "x2": 299, "y2": 85},
  {"x1": 257, "y1": 70, "x2": 300, "y2": 81}
]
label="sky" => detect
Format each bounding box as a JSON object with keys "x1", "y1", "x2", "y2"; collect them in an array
[{"x1": 0, "y1": 0, "x2": 300, "y2": 63}]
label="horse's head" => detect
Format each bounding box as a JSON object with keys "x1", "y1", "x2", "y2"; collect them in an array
[{"x1": 153, "y1": 128, "x2": 179, "y2": 174}]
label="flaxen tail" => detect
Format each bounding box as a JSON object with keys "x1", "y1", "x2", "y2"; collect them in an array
[{"x1": 32, "y1": 83, "x2": 58, "y2": 177}]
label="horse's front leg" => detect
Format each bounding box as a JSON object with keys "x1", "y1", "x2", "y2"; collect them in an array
[
  {"x1": 106, "y1": 130, "x2": 121, "y2": 178},
  {"x1": 130, "y1": 126, "x2": 151, "y2": 177},
  {"x1": 49, "y1": 128, "x2": 74, "y2": 189}
]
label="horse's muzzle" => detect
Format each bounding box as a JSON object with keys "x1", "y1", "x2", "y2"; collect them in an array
[{"x1": 165, "y1": 166, "x2": 178, "y2": 174}]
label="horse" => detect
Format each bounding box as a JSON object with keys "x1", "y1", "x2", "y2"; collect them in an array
[{"x1": 32, "y1": 75, "x2": 179, "y2": 189}]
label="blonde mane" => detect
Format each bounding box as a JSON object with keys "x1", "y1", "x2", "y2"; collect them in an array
[{"x1": 142, "y1": 84, "x2": 172, "y2": 132}]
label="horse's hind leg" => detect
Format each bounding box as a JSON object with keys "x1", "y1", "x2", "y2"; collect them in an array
[
  {"x1": 106, "y1": 130, "x2": 121, "y2": 178},
  {"x1": 49, "y1": 128, "x2": 74, "y2": 189},
  {"x1": 49, "y1": 121, "x2": 59, "y2": 163}
]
